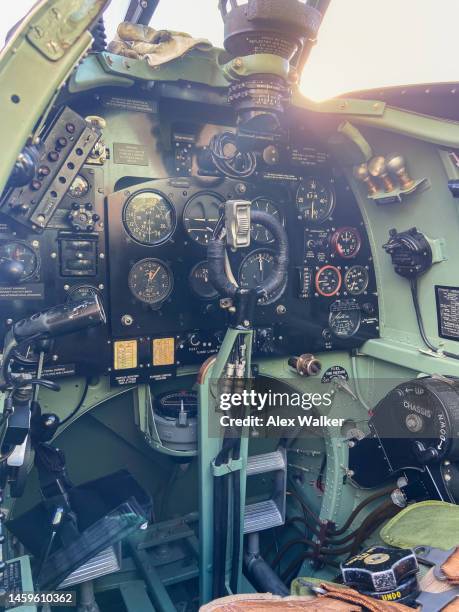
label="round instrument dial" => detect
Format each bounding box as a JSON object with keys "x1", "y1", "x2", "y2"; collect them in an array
[
  {"x1": 68, "y1": 175, "x2": 90, "y2": 198},
  {"x1": 328, "y1": 299, "x2": 361, "y2": 338},
  {"x1": 128, "y1": 258, "x2": 173, "y2": 305},
  {"x1": 331, "y1": 227, "x2": 361, "y2": 258},
  {"x1": 123, "y1": 191, "x2": 175, "y2": 246},
  {"x1": 315, "y1": 265, "x2": 341, "y2": 297},
  {"x1": 0, "y1": 240, "x2": 39, "y2": 282},
  {"x1": 250, "y1": 197, "x2": 282, "y2": 244},
  {"x1": 189, "y1": 261, "x2": 218, "y2": 300},
  {"x1": 66, "y1": 284, "x2": 102, "y2": 304},
  {"x1": 296, "y1": 177, "x2": 335, "y2": 223},
  {"x1": 183, "y1": 192, "x2": 223, "y2": 246},
  {"x1": 344, "y1": 265, "x2": 369, "y2": 296},
  {"x1": 239, "y1": 249, "x2": 285, "y2": 305}
]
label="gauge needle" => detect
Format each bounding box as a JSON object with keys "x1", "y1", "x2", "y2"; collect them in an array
[{"x1": 148, "y1": 267, "x2": 160, "y2": 282}]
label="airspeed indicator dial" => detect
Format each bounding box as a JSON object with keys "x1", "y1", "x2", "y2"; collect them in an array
[
  {"x1": 128, "y1": 258, "x2": 173, "y2": 305},
  {"x1": 123, "y1": 191, "x2": 175, "y2": 246}
]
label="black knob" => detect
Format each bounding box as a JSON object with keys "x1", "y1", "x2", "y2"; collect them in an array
[
  {"x1": 56, "y1": 137, "x2": 68, "y2": 148},
  {"x1": 48, "y1": 150, "x2": 59, "y2": 162},
  {"x1": 38, "y1": 165, "x2": 51, "y2": 177}
]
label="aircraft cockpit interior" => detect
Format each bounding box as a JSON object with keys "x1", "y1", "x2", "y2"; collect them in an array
[{"x1": 1, "y1": 1, "x2": 459, "y2": 610}]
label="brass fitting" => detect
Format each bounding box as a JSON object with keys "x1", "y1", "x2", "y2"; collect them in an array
[
  {"x1": 368, "y1": 156, "x2": 395, "y2": 192},
  {"x1": 386, "y1": 153, "x2": 415, "y2": 190},
  {"x1": 288, "y1": 354, "x2": 321, "y2": 377},
  {"x1": 353, "y1": 162, "x2": 378, "y2": 195}
]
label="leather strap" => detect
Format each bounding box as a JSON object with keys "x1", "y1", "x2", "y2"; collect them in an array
[
  {"x1": 442, "y1": 548, "x2": 459, "y2": 585},
  {"x1": 317, "y1": 583, "x2": 413, "y2": 612}
]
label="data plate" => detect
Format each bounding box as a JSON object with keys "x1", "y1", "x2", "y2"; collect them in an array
[
  {"x1": 152, "y1": 338, "x2": 175, "y2": 366},
  {"x1": 436, "y1": 285, "x2": 459, "y2": 341},
  {"x1": 114, "y1": 340, "x2": 138, "y2": 370}
]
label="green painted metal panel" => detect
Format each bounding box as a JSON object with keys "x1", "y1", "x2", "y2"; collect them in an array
[{"x1": 0, "y1": 0, "x2": 110, "y2": 193}]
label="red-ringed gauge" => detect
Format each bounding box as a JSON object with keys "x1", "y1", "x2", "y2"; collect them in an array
[
  {"x1": 315, "y1": 264, "x2": 342, "y2": 297},
  {"x1": 331, "y1": 227, "x2": 362, "y2": 258},
  {"x1": 296, "y1": 177, "x2": 335, "y2": 223},
  {"x1": 128, "y1": 258, "x2": 173, "y2": 305}
]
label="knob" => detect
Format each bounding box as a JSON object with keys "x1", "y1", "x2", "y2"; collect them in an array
[
  {"x1": 288, "y1": 353, "x2": 321, "y2": 376},
  {"x1": 188, "y1": 333, "x2": 200, "y2": 347},
  {"x1": 362, "y1": 302, "x2": 375, "y2": 315},
  {"x1": 67, "y1": 203, "x2": 97, "y2": 232},
  {"x1": 56, "y1": 137, "x2": 68, "y2": 149},
  {"x1": 353, "y1": 163, "x2": 378, "y2": 195},
  {"x1": 368, "y1": 156, "x2": 395, "y2": 192},
  {"x1": 386, "y1": 153, "x2": 415, "y2": 190}
]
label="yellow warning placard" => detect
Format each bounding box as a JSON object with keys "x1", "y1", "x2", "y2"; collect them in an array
[
  {"x1": 114, "y1": 340, "x2": 138, "y2": 370},
  {"x1": 152, "y1": 337, "x2": 175, "y2": 366}
]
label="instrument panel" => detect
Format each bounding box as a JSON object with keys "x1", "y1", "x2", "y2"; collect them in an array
[{"x1": 0, "y1": 105, "x2": 379, "y2": 385}]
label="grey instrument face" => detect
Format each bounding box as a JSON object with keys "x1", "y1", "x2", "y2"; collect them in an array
[
  {"x1": 183, "y1": 193, "x2": 223, "y2": 245},
  {"x1": 123, "y1": 191, "x2": 175, "y2": 246},
  {"x1": 128, "y1": 258, "x2": 173, "y2": 305},
  {"x1": 250, "y1": 197, "x2": 282, "y2": 244}
]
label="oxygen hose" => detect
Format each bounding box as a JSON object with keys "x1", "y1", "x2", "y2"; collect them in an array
[{"x1": 207, "y1": 209, "x2": 289, "y2": 300}]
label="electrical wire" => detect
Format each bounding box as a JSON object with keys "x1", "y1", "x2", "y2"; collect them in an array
[{"x1": 58, "y1": 378, "x2": 90, "y2": 427}]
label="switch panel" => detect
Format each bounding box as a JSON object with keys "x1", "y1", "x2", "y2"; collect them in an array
[{"x1": 1, "y1": 107, "x2": 101, "y2": 232}]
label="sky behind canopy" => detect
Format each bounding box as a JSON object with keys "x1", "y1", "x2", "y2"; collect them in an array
[{"x1": 2, "y1": 0, "x2": 458, "y2": 100}]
